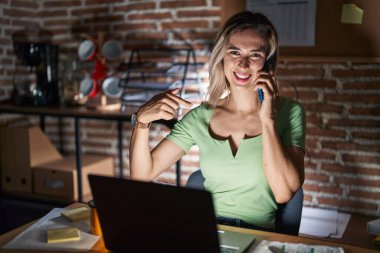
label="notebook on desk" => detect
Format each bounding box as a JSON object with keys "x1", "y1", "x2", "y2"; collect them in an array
[{"x1": 88, "y1": 174, "x2": 255, "y2": 253}]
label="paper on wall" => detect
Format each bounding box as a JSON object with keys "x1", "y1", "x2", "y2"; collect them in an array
[
  {"x1": 341, "y1": 4, "x2": 364, "y2": 24},
  {"x1": 246, "y1": 0, "x2": 317, "y2": 46}
]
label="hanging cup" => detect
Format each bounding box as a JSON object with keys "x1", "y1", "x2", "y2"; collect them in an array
[
  {"x1": 79, "y1": 76, "x2": 98, "y2": 98},
  {"x1": 78, "y1": 39, "x2": 97, "y2": 61},
  {"x1": 102, "y1": 76, "x2": 122, "y2": 99},
  {"x1": 102, "y1": 40, "x2": 123, "y2": 61}
]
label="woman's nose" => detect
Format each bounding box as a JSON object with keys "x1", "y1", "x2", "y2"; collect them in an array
[{"x1": 238, "y1": 56, "x2": 250, "y2": 68}]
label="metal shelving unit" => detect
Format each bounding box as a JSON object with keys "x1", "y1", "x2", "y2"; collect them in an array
[{"x1": 120, "y1": 47, "x2": 202, "y2": 107}]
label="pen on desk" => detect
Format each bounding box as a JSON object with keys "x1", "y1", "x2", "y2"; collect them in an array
[{"x1": 268, "y1": 245, "x2": 284, "y2": 253}]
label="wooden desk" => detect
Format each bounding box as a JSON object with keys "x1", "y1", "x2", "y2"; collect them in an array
[
  {"x1": 0, "y1": 102, "x2": 178, "y2": 202},
  {"x1": 0, "y1": 204, "x2": 378, "y2": 253},
  {"x1": 223, "y1": 226, "x2": 379, "y2": 253}
]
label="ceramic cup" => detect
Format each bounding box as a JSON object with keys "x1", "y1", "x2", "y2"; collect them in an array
[
  {"x1": 78, "y1": 39, "x2": 97, "y2": 61},
  {"x1": 79, "y1": 76, "x2": 98, "y2": 98},
  {"x1": 102, "y1": 76, "x2": 122, "y2": 99},
  {"x1": 102, "y1": 40, "x2": 123, "y2": 61}
]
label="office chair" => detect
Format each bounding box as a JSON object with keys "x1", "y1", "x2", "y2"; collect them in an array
[{"x1": 186, "y1": 170, "x2": 304, "y2": 236}]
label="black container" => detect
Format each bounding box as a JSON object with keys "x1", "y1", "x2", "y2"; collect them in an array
[
  {"x1": 14, "y1": 42, "x2": 41, "y2": 67},
  {"x1": 12, "y1": 42, "x2": 60, "y2": 106}
]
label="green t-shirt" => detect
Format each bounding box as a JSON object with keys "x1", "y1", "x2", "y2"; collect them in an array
[{"x1": 166, "y1": 97, "x2": 306, "y2": 228}]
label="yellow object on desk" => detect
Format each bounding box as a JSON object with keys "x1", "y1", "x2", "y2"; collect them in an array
[
  {"x1": 88, "y1": 200, "x2": 102, "y2": 236},
  {"x1": 61, "y1": 207, "x2": 90, "y2": 222},
  {"x1": 47, "y1": 227, "x2": 80, "y2": 243}
]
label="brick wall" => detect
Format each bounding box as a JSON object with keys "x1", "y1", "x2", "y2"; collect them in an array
[
  {"x1": 277, "y1": 59, "x2": 380, "y2": 216},
  {"x1": 0, "y1": 0, "x2": 379, "y2": 217}
]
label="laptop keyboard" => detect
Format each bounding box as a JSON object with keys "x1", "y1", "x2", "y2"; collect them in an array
[{"x1": 220, "y1": 246, "x2": 238, "y2": 253}]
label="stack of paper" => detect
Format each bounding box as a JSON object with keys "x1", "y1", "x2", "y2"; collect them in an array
[
  {"x1": 254, "y1": 240, "x2": 344, "y2": 253},
  {"x1": 367, "y1": 219, "x2": 380, "y2": 235},
  {"x1": 299, "y1": 207, "x2": 351, "y2": 238},
  {"x1": 2, "y1": 208, "x2": 99, "y2": 251}
]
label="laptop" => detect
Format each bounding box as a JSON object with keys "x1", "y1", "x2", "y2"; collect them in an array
[{"x1": 88, "y1": 175, "x2": 255, "y2": 253}]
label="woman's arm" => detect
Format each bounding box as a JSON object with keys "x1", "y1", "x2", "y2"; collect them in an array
[
  {"x1": 129, "y1": 89, "x2": 192, "y2": 181},
  {"x1": 261, "y1": 121, "x2": 305, "y2": 203},
  {"x1": 255, "y1": 71, "x2": 305, "y2": 203},
  {"x1": 130, "y1": 135, "x2": 185, "y2": 181}
]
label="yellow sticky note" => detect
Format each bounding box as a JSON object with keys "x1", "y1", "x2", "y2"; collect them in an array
[
  {"x1": 47, "y1": 227, "x2": 80, "y2": 243},
  {"x1": 375, "y1": 236, "x2": 380, "y2": 244},
  {"x1": 341, "y1": 3, "x2": 363, "y2": 24},
  {"x1": 61, "y1": 207, "x2": 90, "y2": 222}
]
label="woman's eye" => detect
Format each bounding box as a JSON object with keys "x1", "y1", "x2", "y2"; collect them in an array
[
  {"x1": 250, "y1": 53, "x2": 263, "y2": 58},
  {"x1": 229, "y1": 50, "x2": 240, "y2": 57}
]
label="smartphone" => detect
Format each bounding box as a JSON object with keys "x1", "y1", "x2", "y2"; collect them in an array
[
  {"x1": 258, "y1": 61, "x2": 270, "y2": 103},
  {"x1": 258, "y1": 88, "x2": 264, "y2": 104}
]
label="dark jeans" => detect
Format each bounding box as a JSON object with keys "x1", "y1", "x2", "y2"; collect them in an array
[{"x1": 216, "y1": 216, "x2": 275, "y2": 232}]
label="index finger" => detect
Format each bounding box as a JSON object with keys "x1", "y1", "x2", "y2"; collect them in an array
[{"x1": 167, "y1": 92, "x2": 193, "y2": 107}]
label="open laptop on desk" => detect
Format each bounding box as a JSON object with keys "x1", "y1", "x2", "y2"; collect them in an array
[{"x1": 88, "y1": 175, "x2": 255, "y2": 253}]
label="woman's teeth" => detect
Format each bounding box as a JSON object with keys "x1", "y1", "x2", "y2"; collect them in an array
[{"x1": 234, "y1": 72, "x2": 251, "y2": 80}]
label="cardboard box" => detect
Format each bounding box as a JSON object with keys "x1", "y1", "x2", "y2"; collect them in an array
[
  {"x1": 0, "y1": 125, "x2": 62, "y2": 193},
  {"x1": 33, "y1": 155, "x2": 114, "y2": 201}
]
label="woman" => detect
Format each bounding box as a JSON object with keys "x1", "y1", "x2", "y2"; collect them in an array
[{"x1": 129, "y1": 11, "x2": 306, "y2": 231}]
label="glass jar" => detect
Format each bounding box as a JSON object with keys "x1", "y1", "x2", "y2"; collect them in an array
[{"x1": 61, "y1": 57, "x2": 89, "y2": 106}]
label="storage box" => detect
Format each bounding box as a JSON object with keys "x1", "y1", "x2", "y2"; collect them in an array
[
  {"x1": 33, "y1": 155, "x2": 114, "y2": 201},
  {"x1": 0, "y1": 125, "x2": 62, "y2": 193}
]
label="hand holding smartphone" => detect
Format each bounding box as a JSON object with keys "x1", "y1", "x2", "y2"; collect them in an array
[
  {"x1": 257, "y1": 88, "x2": 264, "y2": 103},
  {"x1": 258, "y1": 61, "x2": 270, "y2": 103}
]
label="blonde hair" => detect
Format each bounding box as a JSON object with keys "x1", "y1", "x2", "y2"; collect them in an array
[{"x1": 206, "y1": 11, "x2": 278, "y2": 107}]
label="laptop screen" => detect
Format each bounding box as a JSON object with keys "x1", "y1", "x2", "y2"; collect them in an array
[{"x1": 89, "y1": 174, "x2": 221, "y2": 253}]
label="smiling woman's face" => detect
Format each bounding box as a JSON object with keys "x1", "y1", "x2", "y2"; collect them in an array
[{"x1": 223, "y1": 29, "x2": 268, "y2": 90}]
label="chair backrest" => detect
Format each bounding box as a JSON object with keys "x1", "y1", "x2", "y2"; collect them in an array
[
  {"x1": 185, "y1": 170, "x2": 206, "y2": 190},
  {"x1": 185, "y1": 170, "x2": 303, "y2": 236},
  {"x1": 275, "y1": 186, "x2": 303, "y2": 235}
]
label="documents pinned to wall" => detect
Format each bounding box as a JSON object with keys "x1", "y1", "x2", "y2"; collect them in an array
[
  {"x1": 341, "y1": 3, "x2": 364, "y2": 24},
  {"x1": 246, "y1": 0, "x2": 317, "y2": 46}
]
